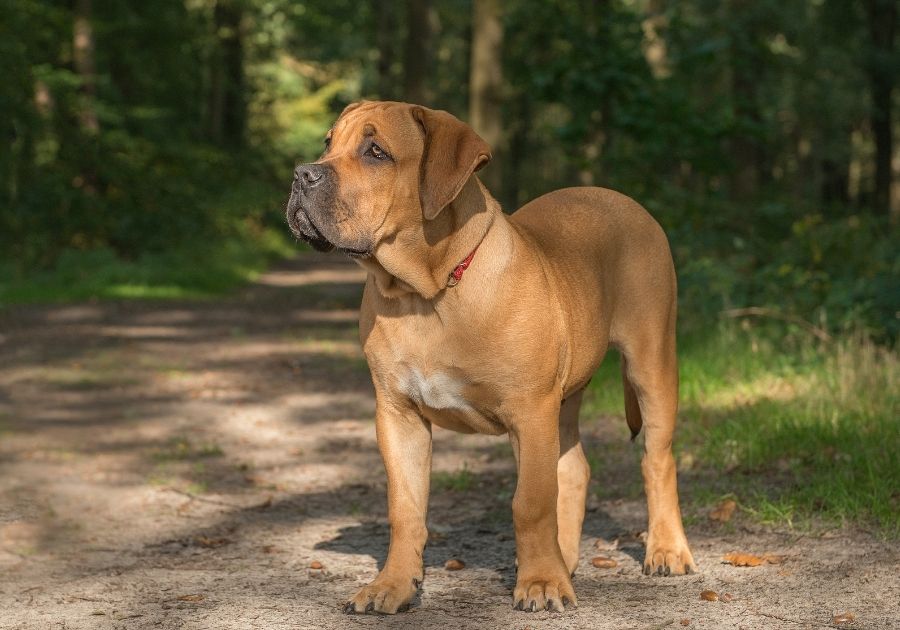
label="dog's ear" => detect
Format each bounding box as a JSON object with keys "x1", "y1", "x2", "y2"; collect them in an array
[{"x1": 411, "y1": 106, "x2": 492, "y2": 220}]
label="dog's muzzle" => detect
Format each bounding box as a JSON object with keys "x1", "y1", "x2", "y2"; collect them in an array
[
  {"x1": 286, "y1": 164, "x2": 335, "y2": 252},
  {"x1": 285, "y1": 163, "x2": 372, "y2": 258}
]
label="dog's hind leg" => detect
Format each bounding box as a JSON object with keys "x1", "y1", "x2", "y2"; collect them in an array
[
  {"x1": 620, "y1": 319, "x2": 697, "y2": 576},
  {"x1": 622, "y1": 356, "x2": 643, "y2": 440},
  {"x1": 557, "y1": 388, "x2": 591, "y2": 576}
]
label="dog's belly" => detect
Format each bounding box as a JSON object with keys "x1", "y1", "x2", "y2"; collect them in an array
[{"x1": 397, "y1": 367, "x2": 506, "y2": 435}]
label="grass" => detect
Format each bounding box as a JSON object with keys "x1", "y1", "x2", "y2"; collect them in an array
[
  {"x1": 584, "y1": 322, "x2": 899, "y2": 537},
  {"x1": 0, "y1": 181, "x2": 296, "y2": 306},
  {"x1": 433, "y1": 465, "x2": 475, "y2": 492},
  {"x1": 0, "y1": 230, "x2": 293, "y2": 305}
]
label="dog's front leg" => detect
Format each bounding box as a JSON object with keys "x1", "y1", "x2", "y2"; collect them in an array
[
  {"x1": 509, "y1": 398, "x2": 577, "y2": 613},
  {"x1": 344, "y1": 399, "x2": 431, "y2": 614}
]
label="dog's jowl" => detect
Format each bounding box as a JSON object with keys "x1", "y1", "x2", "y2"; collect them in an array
[{"x1": 287, "y1": 101, "x2": 696, "y2": 614}]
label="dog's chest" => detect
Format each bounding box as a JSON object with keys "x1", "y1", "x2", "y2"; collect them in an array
[
  {"x1": 393, "y1": 365, "x2": 505, "y2": 435},
  {"x1": 399, "y1": 368, "x2": 470, "y2": 411}
]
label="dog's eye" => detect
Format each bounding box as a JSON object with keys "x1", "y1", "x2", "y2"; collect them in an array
[{"x1": 367, "y1": 143, "x2": 388, "y2": 160}]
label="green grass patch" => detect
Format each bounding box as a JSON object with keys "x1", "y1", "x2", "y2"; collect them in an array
[
  {"x1": 432, "y1": 465, "x2": 475, "y2": 492},
  {"x1": 0, "y1": 181, "x2": 296, "y2": 307},
  {"x1": 0, "y1": 229, "x2": 293, "y2": 305},
  {"x1": 585, "y1": 323, "x2": 899, "y2": 536}
]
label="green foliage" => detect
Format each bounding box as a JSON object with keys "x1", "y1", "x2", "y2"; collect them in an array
[
  {"x1": 0, "y1": 180, "x2": 293, "y2": 304},
  {"x1": 1, "y1": 0, "x2": 896, "y2": 343},
  {"x1": 585, "y1": 323, "x2": 900, "y2": 536}
]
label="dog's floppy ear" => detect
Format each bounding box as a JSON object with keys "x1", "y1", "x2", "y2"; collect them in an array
[{"x1": 411, "y1": 106, "x2": 492, "y2": 220}]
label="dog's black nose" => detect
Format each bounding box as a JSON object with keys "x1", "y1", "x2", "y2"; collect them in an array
[{"x1": 295, "y1": 164, "x2": 325, "y2": 187}]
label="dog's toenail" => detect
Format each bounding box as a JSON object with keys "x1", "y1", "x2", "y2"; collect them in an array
[
  {"x1": 529, "y1": 600, "x2": 537, "y2": 612},
  {"x1": 514, "y1": 599, "x2": 523, "y2": 611},
  {"x1": 664, "y1": 566, "x2": 671, "y2": 576},
  {"x1": 343, "y1": 602, "x2": 355, "y2": 614},
  {"x1": 365, "y1": 602, "x2": 374, "y2": 613}
]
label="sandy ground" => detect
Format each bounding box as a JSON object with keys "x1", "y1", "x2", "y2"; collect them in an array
[{"x1": 0, "y1": 252, "x2": 897, "y2": 630}]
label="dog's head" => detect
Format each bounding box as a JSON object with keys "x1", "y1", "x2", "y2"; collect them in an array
[{"x1": 286, "y1": 101, "x2": 492, "y2": 259}]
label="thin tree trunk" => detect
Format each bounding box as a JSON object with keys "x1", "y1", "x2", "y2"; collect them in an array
[
  {"x1": 865, "y1": 0, "x2": 896, "y2": 216},
  {"x1": 403, "y1": 0, "x2": 430, "y2": 104},
  {"x1": 503, "y1": 96, "x2": 531, "y2": 212},
  {"x1": 469, "y1": 0, "x2": 504, "y2": 197},
  {"x1": 73, "y1": 0, "x2": 99, "y2": 135},
  {"x1": 209, "y1": 0, "x2": 245, "y2": 147},
  {"x1": 375, "y1": 1, "x2": 396, "y2": 100}
]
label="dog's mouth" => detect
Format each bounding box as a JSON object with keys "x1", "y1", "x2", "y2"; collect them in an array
[
  {"x1": 288, "y1": 207, "x2": 371, "y2": 259},
  {"x1": 288, "y1": 207, "x2": 334, "y2": 252},
  {"x1": 337, "y1": 245, "x2": 371, "y2": 259}
]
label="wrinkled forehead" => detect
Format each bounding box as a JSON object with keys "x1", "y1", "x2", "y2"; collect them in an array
[{"x1": 329, "y1": 102, "x2": 422, "y2": 152}]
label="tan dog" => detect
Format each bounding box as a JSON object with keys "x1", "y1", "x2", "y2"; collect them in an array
[{"x1": 286, "y1": 101, "x2": 696, "y2": 614}]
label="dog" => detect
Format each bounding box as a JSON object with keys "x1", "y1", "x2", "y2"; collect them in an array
[{"x1": 286, "y1": 101, "x2": 696, "y2": 614}]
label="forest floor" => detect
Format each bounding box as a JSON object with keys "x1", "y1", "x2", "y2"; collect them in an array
[{"x1": 0, "y1": 252, "x2": 896, "y2": 630}]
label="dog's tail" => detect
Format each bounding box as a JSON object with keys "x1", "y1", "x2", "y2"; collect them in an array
[{"x1": 621, "y1": 356, "x2": 643, "y2": 440}]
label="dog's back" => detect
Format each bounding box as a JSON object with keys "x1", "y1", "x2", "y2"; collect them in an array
[{"x1": 509, "y1": 186, "x2": 677, "y2": 387}]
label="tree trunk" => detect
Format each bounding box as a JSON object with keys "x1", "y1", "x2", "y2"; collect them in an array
[
  {"x1": 820, "y1": 123, "x2": 853, "y2": 211},
  {"x1": 468, "y1": 0, "x2": 504, "y2": 199},
  {"x1": 375, "y1": 1, "x2": 397, "y2": 100},
  {"x1": 403, "y1": 0, "x2": 430, "y2": 104},
  {"x1": 864, "y1": 0, "x2": 896, "y2": 216},
  {"x1": 73, "y1": 0, "x2": 99, "y2": 135},
  {"x1": 209, "y1": 0, "x2": 245, "y2": 147},
  {"x1": 503, "y1": 96, "x2": 531, "y2": 212}
]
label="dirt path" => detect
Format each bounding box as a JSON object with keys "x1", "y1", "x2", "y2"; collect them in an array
[{"x1": 0, "y1": 253, "x2": 896, "y2": 630}]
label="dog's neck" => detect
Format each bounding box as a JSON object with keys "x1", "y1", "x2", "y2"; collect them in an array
[{"x1": 362, "y1": 176, "x2": 503, "y2": 300}]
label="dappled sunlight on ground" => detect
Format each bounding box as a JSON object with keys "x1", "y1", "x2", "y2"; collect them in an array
[{"x1": 0, "y1": 253, "x2": 897, "y2": 629}]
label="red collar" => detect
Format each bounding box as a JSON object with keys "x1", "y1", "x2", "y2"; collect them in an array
[{"x1": 446, "y1": 243, "x2": 480, "y2": 288}]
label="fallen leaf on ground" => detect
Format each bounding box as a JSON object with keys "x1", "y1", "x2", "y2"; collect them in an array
[
  {"x1": 832, "y1": 612, "x2": 855, "y2": 625},
  {"x1": 176, "y1": 594, "x2": 204, "y2": 602},
  {"x1": 193, "y1": 536, "x2": 230, "y2": 548},
  {"x1": 699, "y1": 590, "x2": 719, "y2": 601},
  {"x1": 591, "y1": 556, "x2": 617, "y2": 569},
  {"x1": 722, "y1": 552, "x2": 786, "y2": 567},
  {"x1": 722, "y1": 552, "x2": 765, "y2": 567},
  {"x1": 680, "y1": 619, "x2": 691, "y2": 626},
  {"x1": 262, "y1": 545, "x2": 277, "y2": 554},
  {"x1": 709, "y1": 499, "x2": 737, "y2": 523},
  {"x1": 595, "y1": 537, "x2": 618, "y2": 551},
  {"x1": 310, "y1": 560, "x2": 323, "y2": 570},
  {"x1": 444, "y1": 558, "x2": 465, "y2": 570},
  {"x1": 720, "y1": 592, "x2": 734, "y2": 602}
]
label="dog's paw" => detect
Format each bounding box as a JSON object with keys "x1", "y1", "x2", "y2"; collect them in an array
[
  {"x1": 512, "y1": 571, "x2": 577, "y2": 613},
  {"x1": 643, "y1": 534, "x2": 697, "y2": 576},
  {"x1": 343, "y1": 575, "x2": 419, "y2": 615}
]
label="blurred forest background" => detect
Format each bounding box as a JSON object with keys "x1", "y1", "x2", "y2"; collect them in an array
[{"x1": 1, "y1": 0, "x2": 898, "y2": 337}]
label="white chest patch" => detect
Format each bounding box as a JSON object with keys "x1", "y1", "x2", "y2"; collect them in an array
[{"x1": 399, "y1": 369, "x2": 471, "y2": 411}]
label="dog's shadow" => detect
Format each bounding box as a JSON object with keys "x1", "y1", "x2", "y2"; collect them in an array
[{"x1": 314, "y1": 506, "x2": 641, "y2": 587}]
